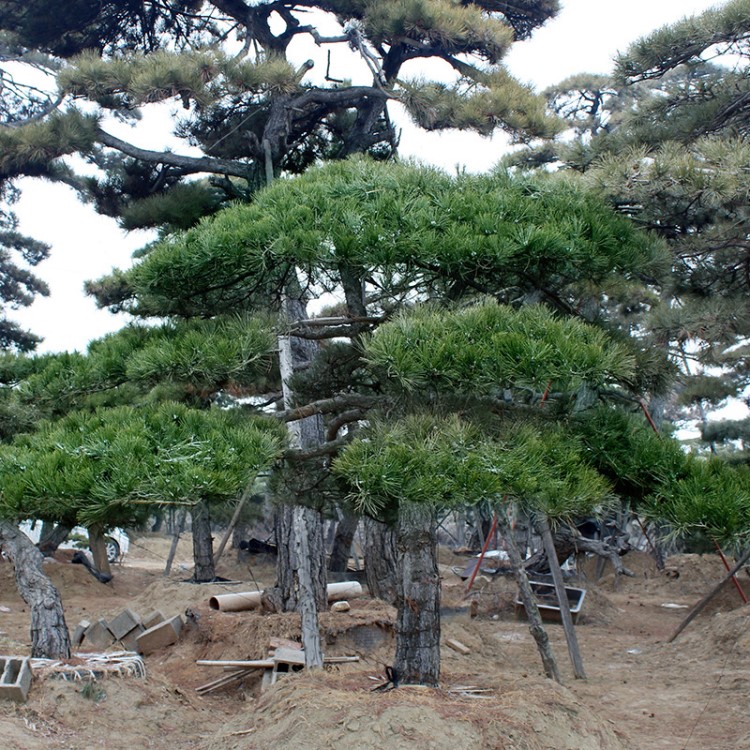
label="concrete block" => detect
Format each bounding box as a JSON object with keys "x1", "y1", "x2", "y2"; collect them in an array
[
  {"x1": 142, "y1": 611, "x2": 166, "y2": 630},
  {"x1": 118, "y1": 623, "x2": 145, "y2": 651},
  {"x1": 108, "y1": 609, "x2": 141, "y2": 640},
  {"x1": 84, "y1": 619, "x2": 115, "y2": 649},
  {"x1": 136, "y1": 615, "x2": 183, "y2": 655},
  {"x1": 0, "y1": 657, "x2": 32, "y2": 702},
  {"x1": 170, "y1": 614, "x2": 183, "y2": 635},
  {"x1": 72, "y1": 619, "x2": 91, "y2": 647}
]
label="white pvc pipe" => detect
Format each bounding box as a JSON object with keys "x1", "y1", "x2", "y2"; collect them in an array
[{"x1": 209, "y1": 581, "x2": 363, "y2": 612}]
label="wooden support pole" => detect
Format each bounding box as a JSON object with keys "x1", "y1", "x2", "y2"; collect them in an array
[
  {"x1": 466, "y1": 513, "x2": 497, "y2": 592},
  {"x1": 668, "y1": 546, "x2": 750, "y2": 643},
  {"x1": 164, "y1": 508, "x2": 187, "y2": 577},
  {"x1": 538, "y1": 515, "x2": 586, "y2": 679},
  {"x1": 214, "y1": 488, "x2": 251, "y2": 566},
  {"x1": 499, "y1": 514, "x2": 561, "y2": 684}
]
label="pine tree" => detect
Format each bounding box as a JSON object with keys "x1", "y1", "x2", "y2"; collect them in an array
[
  {"x1": 97, "y1": 158, "x2": 672, "y2": 683},
  {"x1": 508, "y1": 1, "x2": 750, "y2": 461}
]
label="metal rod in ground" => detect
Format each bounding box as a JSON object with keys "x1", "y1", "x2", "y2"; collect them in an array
[
  {"x1": 668, "y1": 546, "x2": 750, "y2": 644},
  {"x1": 466, "y1": 512, "x2": 498, "y2": 592},
  {"x1": 713, "y1": 539, "x2": 748, "y2": 604},
  {"x1": 538, "y1": 515, "x2": 586, "y2": 679}
]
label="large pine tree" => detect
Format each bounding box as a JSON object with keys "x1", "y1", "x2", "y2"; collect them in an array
[{"x1": 509, "y1": 1, "x2": 750, "y2": 459}]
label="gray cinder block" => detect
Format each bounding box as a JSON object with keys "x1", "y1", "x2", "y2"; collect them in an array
[
  {"x1": 0, "y1": 656, "x2": 32, "y2": 702},
  {"x1": 72, "y1": 619, "x2": 91, "y2": 647},
  {"x1": 135, "y1": 615, "x2": 183, "y2": 656},
  {"x1": 84, "y1": 619, "x2": 115, "y2": 649},
  {"x1": 108, "y1": 609, "x2": 141, "y2": 640},
  {"x1": 141, "y1": 611, "x2": 166, "y2": 630}
]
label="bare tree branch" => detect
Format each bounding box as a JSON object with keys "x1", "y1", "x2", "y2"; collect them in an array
[
  {"x1": 96, "y1": 128, "x2": 255, "y2": 179},
  {"x1": 274, "y1": 393, "x2": 379, "y2": 423}
]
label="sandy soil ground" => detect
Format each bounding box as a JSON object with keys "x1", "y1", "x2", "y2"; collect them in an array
[{"x1": 1, "y1": 535, "x2": 749, "y2": 750}]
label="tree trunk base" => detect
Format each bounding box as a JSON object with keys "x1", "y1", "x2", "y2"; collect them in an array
[{"x1": 0, "y1": 522, "x2": 71, "y2": 659}]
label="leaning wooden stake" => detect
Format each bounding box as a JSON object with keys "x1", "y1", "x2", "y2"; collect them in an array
[
  {"x1": 499, "y1": 516, "x2": 561, "y2": 683},
  {"x1": 164, "y1": 507, "x2": 188, "y2": 576},
  {"x1": 668, "y1": 546, "x2": 750, "y2": 643},
  {"x1": 538, "y1": 515, "x2": 586, "y2": 679},
  {"x1": 214, "y1": 488, "x2": 251, "y2": 566}
]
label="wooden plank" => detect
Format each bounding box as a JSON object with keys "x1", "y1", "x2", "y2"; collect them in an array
[
  {"x1": 196, "y1": 669, "x2": 253, "y2": 694},
  {"x1": 272, "y1": 647, "x2": 306, "y2": 666},
  {"x1": 196, "y1": 659, "x2": 275, "y2": 669},
  {"x1": 445, "y1": 638, "x2": 471, "y2": 655}
]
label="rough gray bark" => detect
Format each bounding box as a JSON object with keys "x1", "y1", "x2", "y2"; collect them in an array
[
  {"x1": 394, "y1": 502, "x2": 441, "y2": 687},
  {"x1": 538, "y1": 516, "x2": 586, "y2": 679},
  {"x1": 273, "y1": 503, "x2": 327, "y2": 611},
  {"x1": 499, "y1": 516, "x2": 561, "y2": 683},
  {"x1": 0, "y1": 521, "x2": 71, "y2": 658},
  {"x1": 191, "y1": 500, "x2": 216, "y2": 582},
  {"x1": 270, "y1": 290, "x2": 327, "y2": 665},
  {"x1": 87, "y1": 524, "x2": 112, "y2": 577},
  {"x1": 38, "y1": 521, "x2": 72, "y2": 557},
  {"x1": 363, "y1": 516, "x2": 398, "y2": 604},
  {"x1": 328, "y1": 511, "x2": 358, "y2": 573},
  {"x1": 293, "y1": 504, "x2": 324, "y2": 668}
]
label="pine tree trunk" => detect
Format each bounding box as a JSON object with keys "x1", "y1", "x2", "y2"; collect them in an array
[
  {"x1": 293, "y1": 505, "x2": 324, "y2": 668},
  {"x1": 38, "y1": 522, "x2": 72, "y2": 557},
  {"x1": 394, "y1": 502, "x2": 441, "y2": 687},
  {"x1": 363, "y1": 516, "x2": 398, "y2": 604},
  {"x1": 269, "y1": 288, "x2": 327, "y2": 664},
  {"x1": 191, "y1": 500, "x2": 216, "y2": 582},
  {"x1": 0, "y1": 522, "x2": 71, "y2": 659},
  {"x1": 328, "y1": 511, "x2": 359, "y2": 573},
  {"x1": 272, "y1": 503, "x2": 326, "y2": 610},
  {"x1": 88, "y1": 524, "x2": 112, "y2": 577}
]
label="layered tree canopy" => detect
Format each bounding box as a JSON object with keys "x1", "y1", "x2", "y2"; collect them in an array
[{"x1": 0, "y1": 400, "x2": 284, "y2": 529}]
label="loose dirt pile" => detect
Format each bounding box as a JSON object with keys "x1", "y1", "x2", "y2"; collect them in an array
[{"x1": 1, "y1": 542, "x2": 749, "y2": 750}]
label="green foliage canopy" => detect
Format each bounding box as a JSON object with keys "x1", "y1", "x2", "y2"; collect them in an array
[
  {"x1": 0, "y1": 401, "x2": 284, "y2": 528},
  {"x1": 100, "y1": 158, "x2": 667, "y2": 321}
]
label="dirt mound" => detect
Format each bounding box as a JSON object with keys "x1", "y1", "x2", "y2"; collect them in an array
[
  {"x1": 678, "y1": 606, "x2": 750, "y2": 657},
  {"x1": 199, "y1": 671, "x2": 628, "y2": 750}
]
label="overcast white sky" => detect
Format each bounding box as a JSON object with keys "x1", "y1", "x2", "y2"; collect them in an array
[{"x1": 11, "y1": 0, "x2": 722, "y2": 354}]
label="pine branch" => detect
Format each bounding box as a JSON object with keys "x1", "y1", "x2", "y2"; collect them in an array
[
  {"x1": 283, "y1": 434, "x2": 351, "y2": 461},
  {"x1": 96, "y1": 128, "x2": 255, "y2": 179},
  {"x1": 274, "y1": 393, "x2": 380, "y2": 423}
]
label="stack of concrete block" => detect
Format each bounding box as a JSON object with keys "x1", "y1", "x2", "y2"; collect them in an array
[
  {"x1": 0, "y1": 656, "x2": 32, "y2": 703},
  {"x1": 72, "y1": 609, "x2": 184, "y2": 656}
]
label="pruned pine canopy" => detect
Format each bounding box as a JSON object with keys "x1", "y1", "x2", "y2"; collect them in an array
[
  {"x1": 333, "y1": 301, "x2": 632, "y2": 519},
  {"x1": 5, "y1": 314, "x2": 278, "y2": 419},
  {"x1": 333, "y1": 413, "x2": 611, "y2": 521},
  {"x1": 0, "y1": 0, "x2": 561, "y2": 210},
  {"x1": 365, "y1": 302, "x2": 635, "y2": 395},
  {"x1": 0, "y1": 401, "x2": 284, "y2": 528},
  {"x1": 98, "y1": 159, "x2": 667, "y2": 319},
  {"x1": 644, "y1": 458, "x2": 750, "y2": 547},
  {"x1": 0, "y1": 0, "x2": 563, "y2": 350}
]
